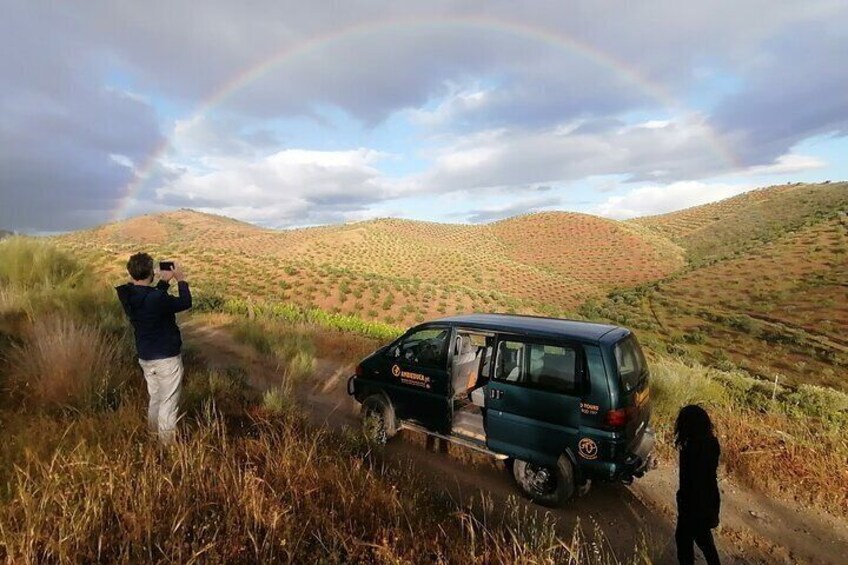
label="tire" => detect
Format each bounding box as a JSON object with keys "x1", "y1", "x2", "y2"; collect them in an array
[
  {"x1": 361, "y1": 394, "x2": 396, "y2": 445},
  {"x1": 512, "y1": 455, "x2": 575, "y2": 506}
]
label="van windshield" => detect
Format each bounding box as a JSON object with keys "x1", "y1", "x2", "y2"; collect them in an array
[{"x1": 615, "y1": 335, "x2": 646, "y2": 392}]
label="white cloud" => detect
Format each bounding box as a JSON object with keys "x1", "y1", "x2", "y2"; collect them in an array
[
  {"x1": 592, "y1": 181, "x2": 751, "y2": 219},
  {"x1": 153, "y1": 147, "x2": 402, "y2": 225},
  {"x1": 741, "y1": 153, "x2": 826, "y2": 176},
  {"x1": 415, "y1": 114, "x2": 731, "y2": 191}
]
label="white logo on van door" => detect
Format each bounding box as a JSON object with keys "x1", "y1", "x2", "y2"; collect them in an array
[{"x1": 578, "y1": 438, "x2": 598, "y2": 460}]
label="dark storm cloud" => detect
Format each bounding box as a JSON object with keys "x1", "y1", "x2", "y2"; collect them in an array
[
  {"x1": 0, "y1": 2, "x2": 163, "y2": 232},
  {"x1": 713, "y1": 21, "x2": 848, "y2": 165}
]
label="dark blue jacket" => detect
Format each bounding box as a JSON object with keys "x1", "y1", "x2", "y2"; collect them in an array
[{"x1": 115, "y1": 280, "x2": 192, "y2": 361}]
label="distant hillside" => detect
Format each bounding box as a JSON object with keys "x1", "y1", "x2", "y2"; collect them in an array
[
  {"x1": 592, "y1": 182, "x2": 848, "y2": 389},
  {"x1": 56, "y1": 209, "x2": 683, "y2": 325},
  {"x1": 0, "y1": 229, "x2": 14, "y2": 240},
  {"x1": 55, "y1": 183, "x2": 847, "y2": 389},
  {"x1": 632, "y1": 182, "x2": 848, "y2": 264}
]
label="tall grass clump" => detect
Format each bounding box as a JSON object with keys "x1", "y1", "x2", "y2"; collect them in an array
[
  {"x1": 182, "y1": 367, "x2": 249, "y2": 416},
  {"x1": 0, "y1": 237, "x2": 126, "y2": 329},
  {"x1": 0, "y1": 236, "x2": 81, "y2": 291},
  {"x1": 5, "y1": 316, "x2": 127, "y2": 412}
]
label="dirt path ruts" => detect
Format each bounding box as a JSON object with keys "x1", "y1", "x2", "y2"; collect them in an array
[{"x1": 183, "y1": 321, "x2": 848, "y2": 564}]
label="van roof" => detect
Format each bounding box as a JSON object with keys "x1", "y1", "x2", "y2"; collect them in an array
[{"x1": 428, "y1": 313, "x2": 623, "y2": 342}]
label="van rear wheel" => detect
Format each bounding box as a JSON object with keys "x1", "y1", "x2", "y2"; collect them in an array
[
  {"x1": 361, "y1": 394, "x2": 396, "y2": 445},
  {"x1": 512, "y1": 456, "x2": 575, "y2": 506}
]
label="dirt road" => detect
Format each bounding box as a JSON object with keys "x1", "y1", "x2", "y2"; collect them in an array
[{"x1": 184, "y1": 321, "x2": 848, "y2": 564}]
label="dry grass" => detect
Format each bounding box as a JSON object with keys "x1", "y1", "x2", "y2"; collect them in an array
[
  {"x1": 0, "y1": 254, "x2": 643, "y2": 564},
  {"x1": 0, "y1": 368, "x2": 639, "y2": 564},
  {"x1": 4, "y1": 316, "x2": 128, "y2": 412},
  {"x1": 0, "y1": 236, "x2": 82, "y2": 291},
  {"x1": 649, "y1": 355, "x2": 848, "y2": 517}
]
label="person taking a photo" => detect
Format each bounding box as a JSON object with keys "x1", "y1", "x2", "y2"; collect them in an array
[{"x1": 116, "y1": 253, "x2": 192, "y2": 445}]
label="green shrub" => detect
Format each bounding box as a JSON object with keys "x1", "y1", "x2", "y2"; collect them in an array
[
  {"x1": 223, "y1": 299, "x2": 401, "y2": 341},
  {"x1": 262, "y1": 386, "x2": 295, "y2": 416},
  {"x1": 649, "y1": 356, "x2": 731, "y2": 425},
  {"x1": 183, "y1": 367, "x2": 248, "y2": 416},
  {"x1": 192, "y1": 292, "x2": 226, "y2": 312},
  {"x1": 0, "y1": 236, "x2": 82, "y2": 291}
]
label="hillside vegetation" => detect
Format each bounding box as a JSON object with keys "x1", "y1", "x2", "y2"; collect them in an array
[
  {"x1": 56, "y1": 182, "x2": 845, "y2": 391},
  {"x1": 587, "y1": 182, "x2": 848, "y2": 390},
  {"x1": 632, "y1": 181, "x2": 848, "y2": 265},
  {"x1": 57, "y1": 210, "x2": 683, "y2": 326}
]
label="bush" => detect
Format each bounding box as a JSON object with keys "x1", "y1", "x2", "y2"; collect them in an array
[
  {"x1": 649, "y1": 356, "x2": 730, "y2": 425},
  {"x1": 0, "y1": 236, "x2": 82, "y2": 291},
  {"x1": 192, "y1": 292, "x2": 226, "y2": 312},
  {"x1": 5, "y1": 316, "x2": 128, "y2": 412}
]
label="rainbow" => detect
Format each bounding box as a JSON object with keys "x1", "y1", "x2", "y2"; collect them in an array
[{"x1": 113, "y1": 15, "x2": 739, "y2": 221}]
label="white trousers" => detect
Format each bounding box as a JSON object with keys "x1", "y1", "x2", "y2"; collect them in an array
[{"x1": 138, "y1": 355, "x2": 183, "y2": 444}]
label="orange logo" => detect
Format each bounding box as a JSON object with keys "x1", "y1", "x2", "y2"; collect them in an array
[
  {"x1": 578, "y1": 438, "x2": 598, "y2": 460},
  {"x1": 391, "y1": 364, "x2": 401, "y2": 377}
]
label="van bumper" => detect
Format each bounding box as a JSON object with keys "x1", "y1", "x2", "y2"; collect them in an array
[{"x1": 618, "y1": 427, "x2": 656, "y2": 481}]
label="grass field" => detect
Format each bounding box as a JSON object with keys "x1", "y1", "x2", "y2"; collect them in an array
[{"x1": 0, "y1": 238, "x2": 642, "y2": 564}]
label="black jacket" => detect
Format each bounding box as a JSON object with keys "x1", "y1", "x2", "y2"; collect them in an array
[
  {"x1": 677, "y1": 435, "x2": 721, "y2": 529},
  {"x1": 115, "y1": 280, "x2": 192, "y2": 361}
]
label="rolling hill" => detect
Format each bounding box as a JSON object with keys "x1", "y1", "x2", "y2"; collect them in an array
[
  {"x1": 608, "y1": 181, "x2": 848, "y2": 388},
  {"x1": 56, "y1": 181, "x2": 847, "y2": 389},
  {"x1": 632, "y1": 181, "x2": 848, "y2": 264},
  {"x1": 57, "y1": 209, "x2": 683, "y2": 324}
]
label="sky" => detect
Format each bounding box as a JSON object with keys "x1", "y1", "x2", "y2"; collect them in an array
[{"x1": 1, "y1": 1, "x2": 847, "y2": 233}]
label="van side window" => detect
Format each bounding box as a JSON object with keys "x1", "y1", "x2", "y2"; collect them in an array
[
  {"x1": 398, "y1": 328, "x2": 450, "y2": 369},
  {"x1": 495, "y1": 340, "x2": 579, "y2": 394},
  {"x1": 615, "y1": 335, "x2": 646, "y2": 392}
]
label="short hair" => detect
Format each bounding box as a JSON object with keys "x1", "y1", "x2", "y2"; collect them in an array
[{"x1": 127, "y1": 252, "x2": 154, "y2": 281}]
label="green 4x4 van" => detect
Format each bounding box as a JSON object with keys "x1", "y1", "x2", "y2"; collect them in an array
[{"x1": 347, "y1": 314, "x2": 655, "y2": 506}]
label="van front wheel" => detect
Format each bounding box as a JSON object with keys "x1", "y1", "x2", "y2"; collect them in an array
[
  {"x1": 512, "y1": 456, "x2": 575, "y2": 506},
  {"x1": 361, "y1": 394, "x2": 396, "y2": 445}
]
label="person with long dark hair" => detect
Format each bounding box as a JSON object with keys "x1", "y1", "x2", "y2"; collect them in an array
[{"x1": 674, "y1": 404, "x2": 722, "y2": 565}]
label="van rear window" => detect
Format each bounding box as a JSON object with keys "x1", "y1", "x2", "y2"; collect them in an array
[{"x1": 615, "y1": 336, "x2": 646, "y2": 392}]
